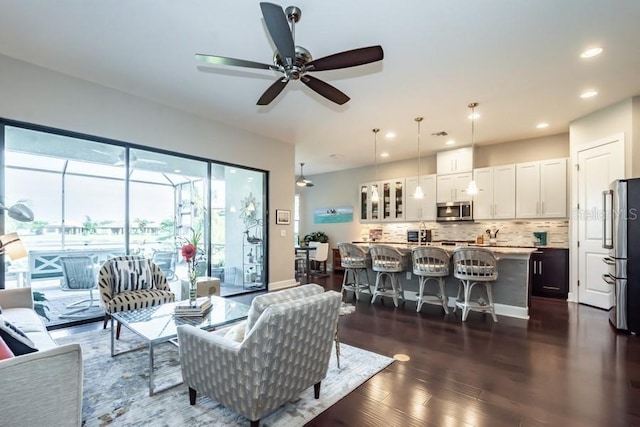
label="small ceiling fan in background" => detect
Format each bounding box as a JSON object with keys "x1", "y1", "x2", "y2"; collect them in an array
[
  {"x1": 195, "y1": 2, "x2": 384, "y2": 106},
  {"x1": 296, "y1": 162, "x2": 313, "y2": 187}
]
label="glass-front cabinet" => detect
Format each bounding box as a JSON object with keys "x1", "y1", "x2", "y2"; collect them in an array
[{"x1": 359, "y1": 179, "x2": 405, "y2": 223}]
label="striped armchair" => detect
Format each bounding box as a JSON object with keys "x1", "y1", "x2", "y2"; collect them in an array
[
  {"x1": 98, "y1": 255, "x2": 175, "y2": 338},
  {"x1": 177, "y1": 285, "x2": 341, "y2": 427}
]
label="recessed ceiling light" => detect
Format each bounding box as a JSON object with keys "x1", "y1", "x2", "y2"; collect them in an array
[
  {"x1": 581, "y1": 47, "x2": 603, "y2": 58},
  {"x1": 581, "y1": 90, "x2": 598, "y2": 98},
  {"x1": 174, "y1": 169, "x2": 181, "y2": 173},
  {"x1": 385, "y1": 132, "x2": 396, "y2": 139},
  {"x1": 536, "y1": 122, "x2": 549, "y2": 129},
  {"x1": 446, "y1": 140, "x2": 456, "y2": 146},
  {"x1": 468, "y1": 112, "x2": 480, "y2": 120},
  {"x1": 380, "y1": 152, "x2": 389, "y2": 158}
]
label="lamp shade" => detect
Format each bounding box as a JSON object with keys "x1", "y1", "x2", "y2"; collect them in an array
[{"x1": 0, "y1": 233, "x2": 28, "y2": 261}]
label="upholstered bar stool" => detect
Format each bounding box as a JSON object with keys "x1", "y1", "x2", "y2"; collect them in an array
[
  {"x1": 451, "y1": 247, "x2": 499, "y2": 322},
  {"x1": 369, "y1": 244, "x2": 406, "y2": 307},
  {"x1": 411, "y1": 246, "x2": 451, "y2": 314},
  {"x1": 337, "y1": 242, "x2": 371, "y2": 301}
]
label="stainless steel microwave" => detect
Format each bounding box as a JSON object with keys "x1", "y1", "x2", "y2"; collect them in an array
[{"x1": 436, "y1": 201, "x2": 473, "y2": 222}]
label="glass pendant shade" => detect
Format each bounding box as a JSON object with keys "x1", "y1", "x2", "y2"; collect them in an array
[
  {"x1": 371, "y1": 185, "x2": 380, "y2": 202},
  {"x1": 371, "y1": 128, "x2": 380, "y2": 202},
  {"x1": 413, "y1": 185, "x2": 424, "y2": 199},
  {"x1": 466, "y1": 180, "x2": 479, "y2": 196}
]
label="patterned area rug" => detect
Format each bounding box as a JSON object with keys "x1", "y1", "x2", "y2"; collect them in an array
[{"x1": 56, "y1": 328, "x2": 393, "y2": 426}]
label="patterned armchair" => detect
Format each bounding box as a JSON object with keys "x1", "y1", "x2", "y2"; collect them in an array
[
  {"x1": 98, "y1": 255, "x2": 175, "y2": 338},
  {"x1": 177, "y1": 284, "x2": 341, "y2": 427}
]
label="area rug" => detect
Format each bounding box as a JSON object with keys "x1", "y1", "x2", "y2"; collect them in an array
[{"x1": 56, "y1": 328, "x2": 393, "y2": 426}]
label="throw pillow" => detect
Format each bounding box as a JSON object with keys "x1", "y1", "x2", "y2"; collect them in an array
[
  {"x1": 111, "y1": 259, "x2": 153, "y2": 293},
  {"x1": 0, "y1": 336, "x2": 15, "y2": 360},
  {"x1": 0, "y1": 315, "x2": 37, "y2": 356},
  {"x1": 223, "y1": 321, "x2": 247, "y2": 343}
]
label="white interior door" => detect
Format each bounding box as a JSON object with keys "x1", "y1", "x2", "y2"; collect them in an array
[{"x1": 577, "y1": 139, "x2": 623, "y2": 308}]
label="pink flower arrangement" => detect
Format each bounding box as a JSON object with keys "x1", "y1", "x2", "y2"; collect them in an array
[{"x1": 181, "y1": 230, "x2": 202, "y2": 302}]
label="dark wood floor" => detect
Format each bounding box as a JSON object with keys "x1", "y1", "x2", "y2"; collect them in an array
[
  {"x1": 62, "y1": 273, "x2": 640, "y2": 426},
  {"x1": 308, "y1": 273, "x2": 640, "y2": 427}
]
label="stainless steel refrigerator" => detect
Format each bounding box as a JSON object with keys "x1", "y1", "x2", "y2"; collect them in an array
[{"x1": 602, "y1": 178, "x2": 640, "y2": 333}]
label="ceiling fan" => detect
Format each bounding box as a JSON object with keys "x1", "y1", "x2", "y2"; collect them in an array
[
  {"x1": 296, "y1": 162, "x2": 314, "y2": 187},
  {"x1": 195, "y1": 2, "x2": 384, "y2": 106}
]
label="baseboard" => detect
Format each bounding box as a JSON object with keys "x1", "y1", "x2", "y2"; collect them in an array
[
  {"x1": 494, "y1": 303, "x2": 529, "y2": 319},
  {"x1": 268, "y1": 279, "x2": 298, "y2": 291},
  {"x1": 444, "y1": 296, "x2": 529, "y2": 319}
]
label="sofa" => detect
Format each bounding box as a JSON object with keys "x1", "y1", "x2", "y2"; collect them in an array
[
  {"x1": 0, "y1": 287, "x2": 83, "y2": 427},
  {"x1": 177, "y1": 284, "x2": 341, "y2": 427}
]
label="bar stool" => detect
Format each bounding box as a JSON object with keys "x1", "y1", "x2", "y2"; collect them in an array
[
  {"x1": 451, "y1": 247, "x2": 499, "y2": 322},
  {"x1": 411, "y1": 246, "x2": 451, "y2": 314},
  {"x1": 337, "y1": 242, "x2": 371, "y2": 301},
  {"x1": 369, "y1": 244, "x2": 406, "y2": 307}
]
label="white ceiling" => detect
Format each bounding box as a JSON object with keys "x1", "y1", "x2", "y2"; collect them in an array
[{"x1": 1, "y1": 1, "x2": 639, "y2": 176}]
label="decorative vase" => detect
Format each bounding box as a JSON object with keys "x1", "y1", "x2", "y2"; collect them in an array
[{"x1": 189, "y1": 280, "x2": 198, "y2": 306}]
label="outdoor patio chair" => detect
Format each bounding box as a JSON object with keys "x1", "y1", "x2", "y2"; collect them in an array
[
  {"x1": 59, "y1": 256, "x2": 100, "y2": 318},
  {"x1": 152, "y1": 250, "x2": 176, "y2": 280}
]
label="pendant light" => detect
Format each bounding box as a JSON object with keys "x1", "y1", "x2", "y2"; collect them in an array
[
  {"x1": 466, "y1": 102, "x2": 479, "y2": 196},
  {"x1": 413, "y1": 117, "x2": 424, "y2": 199},
  {"x1": 371, "y1": 128, "x2": 380, "y2": 202},
  {"x1": 296, "y1": 162, "x2": 314, "y2": 187}
]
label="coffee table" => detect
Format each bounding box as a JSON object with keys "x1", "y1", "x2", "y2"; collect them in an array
[{"x1": 111, "y1": 295, "x2": 250, "y2": 395}]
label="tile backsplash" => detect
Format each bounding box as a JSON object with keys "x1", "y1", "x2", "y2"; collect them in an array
[{"x1": 360, "y1": 220, "x2": 569, "y2": 248}]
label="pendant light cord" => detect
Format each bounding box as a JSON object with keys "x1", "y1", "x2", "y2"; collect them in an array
[{"x1": 372, "y1": 128, "x2": 379, "y2": 181}]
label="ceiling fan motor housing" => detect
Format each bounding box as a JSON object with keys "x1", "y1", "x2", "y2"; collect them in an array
[{"x1": 273, "y1": 46, "x2": 312, "y2": 80}]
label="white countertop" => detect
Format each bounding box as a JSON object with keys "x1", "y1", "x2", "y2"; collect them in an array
[{"x1": 354, "y1": 242, "x2": 539, "y2": 256}]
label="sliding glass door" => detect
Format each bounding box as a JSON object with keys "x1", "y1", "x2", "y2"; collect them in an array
[{"x1": 1, "y1": 121, "x2": 267, "y2": 328}]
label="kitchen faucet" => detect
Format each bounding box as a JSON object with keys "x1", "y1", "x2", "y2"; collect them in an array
[{"x1": 418, "y1": 221, "x2": 428, "y2": 246}]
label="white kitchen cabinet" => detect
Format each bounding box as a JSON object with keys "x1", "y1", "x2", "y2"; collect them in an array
[
  {"x1": 381, "y1": 178, "x2": 405, "y2": 221},
  {"x1": 473, "y1": 165, "x2": 516, "y2": 220},
  {"x1": 437, "y1": 172, "x2": 472, "y2": 203},
  {"x1": 359, "y1": 178, "x2": 405, "y2": 223},
  {"x1": 405, "y1": 174, "x2": 437, "y2": 221},
  {"x1": 436, "y1": 147, "x2": 474, "y2": 175},
  {"x1": 516, "y1": 158, "x2": 567, "y2": 218},
  {"x1": 358, "y1": 182, "x2": 381, "y2": 223}
]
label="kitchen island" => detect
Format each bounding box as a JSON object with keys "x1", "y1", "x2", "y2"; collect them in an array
[{"x1": 353, "y1": 243, "x2": 536, "y2": 319}]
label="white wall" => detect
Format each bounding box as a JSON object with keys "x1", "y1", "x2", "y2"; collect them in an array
[{"x1": 0, "y1": 54, "x2": 297, "y2": 288}]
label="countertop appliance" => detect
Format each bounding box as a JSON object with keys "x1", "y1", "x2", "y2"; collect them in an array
[
  {"x1": 602, "y1": 178, "x2": 640, "y2": 333},
  {"x1": 436, "y1": 201, "x2": 473, "y2": 222},
  {"x1": 407, "y1": 229, "x2": 432, "y2": 243}
]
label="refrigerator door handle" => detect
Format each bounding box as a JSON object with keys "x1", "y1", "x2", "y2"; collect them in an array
[
  {"x1": 602, "y1": 189, "x2": 614, "y2": 249},
  {"x1": 602, "y1": 256, "x2": 616, "y2": 265},
  {"x1": 602, "y1": 273, "x2": 616, "y2": 285}
]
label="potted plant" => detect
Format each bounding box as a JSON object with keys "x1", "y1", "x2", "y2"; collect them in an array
[{"x1": 303, "y1": 231, "x2": 329, "y2": 246}]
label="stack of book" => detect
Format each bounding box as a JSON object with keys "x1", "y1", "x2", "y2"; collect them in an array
[{"x1": 174, "y1": 297, "x2": 212, "y2": 316}]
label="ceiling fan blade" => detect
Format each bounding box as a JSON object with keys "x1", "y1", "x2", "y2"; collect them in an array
[
  {"x1": 304, "y1": 45, "x2": 384, "y2": 72},
  {"x1": 260, "y1": 2, "x2": 295, "y2": 64},
  {"x1": 195, "y1": 54, "x2": 279, "y2": 71},
  {"x1": 257, "y1": 77, "x2": 289, "y2": 105},
  {"x1": 301, "y1": 75, "x2": 350, "y2": 105}
]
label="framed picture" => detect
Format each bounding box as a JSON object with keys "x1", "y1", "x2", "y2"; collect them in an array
[{"x1": 276, "y1": 209, "x2": 291, "y2": 225}]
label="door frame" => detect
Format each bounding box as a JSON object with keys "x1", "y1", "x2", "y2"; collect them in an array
[{"x1": 569, "y1": 133, "x2": 625, "y2": 303}]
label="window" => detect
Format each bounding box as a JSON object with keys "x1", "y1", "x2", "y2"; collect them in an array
[{"x1": 1, "y1": 122, "x2": 267, "y2": 328}]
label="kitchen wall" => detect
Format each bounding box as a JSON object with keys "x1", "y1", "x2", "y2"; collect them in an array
[
  {"x1": 359, "y1": 220, "x2": 569, "y2": 248},
  {"x1": 298, "y1": 133, "x2": 571, "y2": 251}
]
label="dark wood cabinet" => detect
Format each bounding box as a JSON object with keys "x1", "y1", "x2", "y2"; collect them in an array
[
  {"x1": 332, "y1": 248, "x2": 344, "y2": 272},
  {"x1": 531, "y1": 248, "x2": 569, "y2": 299}
]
